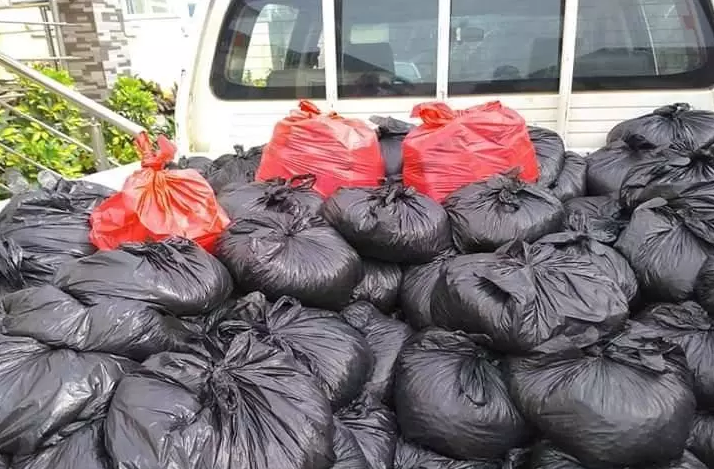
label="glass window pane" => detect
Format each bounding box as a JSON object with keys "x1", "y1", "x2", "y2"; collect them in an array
[
  {"x1": 447, "y1": 0, "x2": 714, "y2": 94},
  {"x1": 210, "y1": 0, "x2": 326, "y2": 100},
  {"x1": 125, "y1": 0, "x2": 149, "y2": 14},
  {"x1": 574, "y1": 0, "x2": 712, "y2": 79},
  {"x1": 448, "y1": 0, "x2": 563, "y2": 95},
  {"x1": 335, "y1": 0, "x2": 438, "y2": 98}
]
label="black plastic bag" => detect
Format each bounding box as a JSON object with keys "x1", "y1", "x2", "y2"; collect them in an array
[
  {"x1": 337, "y1": 394, "x2": 398, "y2": 469},
  {"x1": 394, "y1": 329, "x2": 529, "y2": 461},
  {"x1": 529, "y1": 126, "x2": 565, "y2": 187},
  {"x1": 394, "y1": 438, "x2": 502, "y2": 469},
  {"x1": 217, "y1": 174, "x2": 324, "y2": 221},
  {"x1": 204, "y1": 144, "x2": 263, "y2": 194},
  {"x1": 400, "y1": 250, "x2": 457, "y2": 330},
  {"x1": 0, "y1": 180, "x2": 113, "y2": 285},
  {"x1": 11, "y1": 421, "x2": 111, "y2": 469},
  {"x1": 586, "y1": 134, "x2": 668, "y2": 197},
  {"x1": 689, "y1": 413, "x2": 714, "y2": 469},
  {"x1": 351, "y1": 261, "x2": 403, "y2": 313},
  {"x1": 1, "y1": 285, "x2": 192, "y2": 361},
  {"x1": 509, "y1": 328, "x2": 696, "y2": 468},
  {"x1": 370, "y1": 116, "x2": 414, "y2": 177},
  {"x1": 216, "y1": 210, "x2": 362, "y2": 310},
  {"x1": 530, "y1": 443, "x2": 706, "y2": 469},
  {"x1": 342, "y1": 302, "x2": 413, "y2": 403},
  {"x1": 321, "y1": 180, "x2": 452, "y2": 264},
  {"x1": 105, "y1": 334, "x2": 335, "y2": 469},
  {"x1": 549, "y1": 152, "x2": 587, "y2": 201},
  {"x1": 431, "y1": 242, "x2": 629, "y2": 353},
  {"x1": 537, "y1": 213, "x2": 639, "y2": 305},
  {"x1": 0, "y1": 333, "x2": 136, "y2": 455},
  {"x1": 53, "y1": 238, "x2": 233, "y2": 317},
  {"x1": 166, "y1": 155, "x2": 214, "y2": 175},
  {"x1": 563, "y1": 194, "x2": 625, "y2": 229},
  {"x1": 529, "y1": 444, "x2": 584, "y2": 469},
  {"x1": 0, "y1": 237, "x2": 27, "y2": 297},
  {"x1": 695, "y1": 257, "x2": 714, "y2": 316},
  {"x1": 633, "y1": 302, "x2": 714, "y2": 411},
  {"x1": 607, "y1": 103, "x2": 714, "y2": 151},
  {"x1": 444, "y1": 174, "x2": 564, "y2": 254},
  {"x1": 0, "y1": 456, "x2": 7, "y2": 469},
  {"x1": 615, "y1": 195, "x2": 714, "y2": 303},
  {"x1": 620, "y1": 142, "x2": 714, "y2": 210},
  {"x1": 333, "y1": 418, "x2": 370, "y2": 469},
  {"x1": 207, "y1": 293, "x2": 372, "y2": 410}
]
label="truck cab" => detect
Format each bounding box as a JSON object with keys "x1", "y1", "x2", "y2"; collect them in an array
[{"x1": 173, "y1": 0, "x2": 714, "y2": 157}]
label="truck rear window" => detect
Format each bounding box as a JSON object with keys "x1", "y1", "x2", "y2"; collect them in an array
[{"x1": 210, "y1": 0, "x2": 714, "y2": 100}]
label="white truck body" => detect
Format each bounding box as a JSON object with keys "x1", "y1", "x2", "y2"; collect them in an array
[{"x1": 87, "y1": 0, "x2": 714, "y2": 191}]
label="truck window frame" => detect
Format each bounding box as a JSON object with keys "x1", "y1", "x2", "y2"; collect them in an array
[{"x1": 210, "y1": 0, "x2": 714, "y2": 101}]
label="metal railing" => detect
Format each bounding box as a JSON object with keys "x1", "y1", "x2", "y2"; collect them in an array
[
  {"x1": 0, "y1": 51, "x2": 146, "y2": 194},
  {"x1": 0, "y1": 0, "x2": 74, "y2": 67}
]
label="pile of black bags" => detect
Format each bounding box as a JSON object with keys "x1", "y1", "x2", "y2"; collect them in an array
[{"x1": 4, "y1": 102, "x2": 714, "y2": 469}]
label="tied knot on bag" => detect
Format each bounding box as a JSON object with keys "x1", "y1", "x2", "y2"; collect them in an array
[
  {"x1": 411, "y1": 100, "x2": 504, "y2": 127},
  {"x1": 375, "y1": 176, "x2": 417, "y2": 205},
  {"x1": 641, "y1": 302, "x2": 713, "y2": 332},
  {"x1": 578, "y1": 328, "x2": 675, "y2": 374},
  {"x1": 207, "y1": 292, "x2": 269, "y2": 345},
  {"x1": 622, "y1": 133, "x2": 660, "y2": 152},
  {"x1": 488, "y1": 173, "x2": 525, "y2": 211},
  {"x1": 690, "y1": 142, "x2": 714, "y2": 162},
  {"x1": 653, "y1": 102, "x2": 692, "y2": 118},
  {"x1": 208, "y1": 362, "x2": 244, "y2": 414},
  {"x1": 262, "y1": 174, "x2": 317, "y2": 208},
  {"x1": 283, "y1": 209, "x2": 324, "y2": 236},
  {"x1": 121, "y1": 238, "x2": 192, "y2": 269},
  {"x1": 291, "y1": 100, "x2": 340, "y2": 121},
  {"x1": 411, "y1": 101, "x2": 473, "y2": 127},
  {"x1": 135, "y1": 133, "x2": 177, "y2": 170},
  {"x1": 564, "y1": 212, "x2": 619, "y2": 244}
]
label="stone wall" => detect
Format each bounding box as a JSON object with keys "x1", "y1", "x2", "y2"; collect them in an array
[{"x1": 55, "y1": 0, "x2": 132, "y2": 100}]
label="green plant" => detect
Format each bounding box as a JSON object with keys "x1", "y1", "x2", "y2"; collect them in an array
[
  {"x1": 102, "y1": 75, "x2": 158, "y2": 164},
  {"x1": 243, "y1": 69, "x2": 269, "y2": 87},
  {"x1": 102, "y1": 75, "x2": 177, "y2": 164},
  {"x1": 0, "y1": 65, "x2": 94, "y2": 180},
  {"x1": 0, "y1": 67, "x2": 177, "y2": 190}
]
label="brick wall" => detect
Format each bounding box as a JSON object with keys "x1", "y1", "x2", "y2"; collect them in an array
[{"x1": 55, "y1": 0, "x2": 131, "y2": 100}]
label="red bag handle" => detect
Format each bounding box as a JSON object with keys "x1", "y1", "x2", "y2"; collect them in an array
[
  {"x1": 135, "y1": 132, "x2": 176, "y2": 169},
  {"x1": 293, "y1": 100, "x2": 340, "y2": 120},
  {"x1": 411, "y1": 102, "x2": 458, "y2": 126}
]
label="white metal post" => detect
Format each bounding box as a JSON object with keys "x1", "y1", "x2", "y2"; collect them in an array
[
  {"x1": 321, "y1": 0, "x2": 339, "y2": 109},
  {"x1": 436, "y1": 0, "x2": 452, "y2": 101},
  {"x1": 556, "y1": 0, "x2": 580, "y2": 141}
]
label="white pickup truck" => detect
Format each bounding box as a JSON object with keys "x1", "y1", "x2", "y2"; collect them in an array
[{"x1": 61, "y1": 0, "x2": 714, "y2": 190}]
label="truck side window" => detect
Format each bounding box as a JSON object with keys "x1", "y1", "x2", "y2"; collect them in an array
[
  {"x1": 334, "y1": 0, "x2": 438, "y2": 98},
  {"x1": 211, "y1": 0, "x2": 326, "y2": 100},
  {"x1": 448, "y1": 0, "x2": 714, "y2": 95}
]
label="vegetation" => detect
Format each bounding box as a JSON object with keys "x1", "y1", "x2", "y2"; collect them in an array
[{"x1": 0, "y1": 65, "x2": 177, "y2": 185}]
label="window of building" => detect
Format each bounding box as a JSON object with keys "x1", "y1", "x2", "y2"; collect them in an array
[
  {"x1": 124, "y1": 0, "x2": 172, "y2": 15},
  {"x1": 211, "y1": 0, "x2": 326, "y2": 100},
  {"x1": 334, "y1": 0, "x2": 438, "y2": 98},
  {"x1": 448, "y1": 0, "x2": 714, "y2": 94}
]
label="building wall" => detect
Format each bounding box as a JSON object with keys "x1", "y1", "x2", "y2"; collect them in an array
[
  {"x1": 55, "y1": 0, "x2": 132, "y2": 99},
  {"x1": 0, "y1": 1, "x2": 190, "y2": 97}
]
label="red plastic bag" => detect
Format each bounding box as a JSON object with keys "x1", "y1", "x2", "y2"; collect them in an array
[
  {"x1": 89, "y1": 133, "x2": 229, "y2": 253},
  {"x1": 256, "y1": 100, "x2": 384, "y2": 197},
  {"x1": 403, "y1": 101, "x2": 539, "y2": 202}
]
